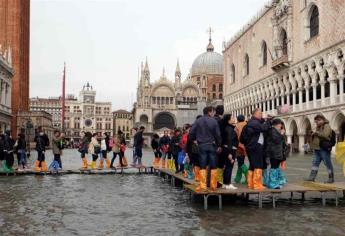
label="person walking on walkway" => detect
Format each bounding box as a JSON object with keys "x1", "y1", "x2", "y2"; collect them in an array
[
  {"x1": 16, "y1": 133, "x2": 27, "y2": 171},
  {"x1": 151, "y1": 133, "x2": 161, "y2": 168},
  {"x1": 110, "y1": 130, "x2": 126, "y2": 168},
  {"x1": 89, "y1": 133, "x2": 101, "y2": 169},
  {"x1": 3, "y1": 130, "x2": 15, "y2": 173},
  {"x1": 171, "y1": 128, "x2": 182, "y2": 173},
  {"x1": 221, "y1": 114, "x2": 239, "y2": 190},
  {"x1": 265, "y1": 119, "x2": 288, "y2": 189},
  {"x1": 133, "y1": 126, "x2": 145, "y2": 167},
  {"x1": 306, "y1": 114, "x2": 335, "y2": 183},
  {"x1": 49, "y1": 130, "x2": 65, "y2": 170},
  {"x1": 243, "y1": 108, "x2": 271, "y2": 190},
  {"x1": 190, "y1": 106, "x2": 221, "y2": 192},
  {"x1": 34, "y1": 127, "x2": 50, "y2": 172},
  {"x1": 234, "y1": 115, "x2": 248, "y2": 184},
  {"x1": 159, "y1": 130, "x2": 170, "y2": 169},
  {"x1": 214, "y1": 105, "x2": 225, "y2": 186},
  {"x1": 79, "y1": 131, "x2": 91, "y2": 169}
]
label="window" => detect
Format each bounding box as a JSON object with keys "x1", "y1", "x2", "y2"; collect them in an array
[
  {"x1": 230, "y1": 64, "x2": 235, "y2": 83},
  {"x1": 212, "y1": 84, "x2": 216, "y2": 92},
  {"x1": 261, "y1": 41, "x2": 268, "y2": 66},
  {"x1": 244, "y1": 54, "x2": 249, "y2": 76},
  {"x1": 310, "y1": 6, "x2": 319, "y2": 38},
  {"x1": 219, "y1": 94, "x2": 223, "y2": 99},
  {"x1": 281, "y1": 29, "x2": 288, "y2": 55},
  {"x1": 219, "y1": 84, "x2": 223, "y2": 92},
  {"x1": 213, "y1": 93, "x2": 216, "y2": 99}
]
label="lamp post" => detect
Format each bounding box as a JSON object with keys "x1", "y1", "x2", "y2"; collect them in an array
[{"x1": 25, "y1": 119, "x2": 33, "y2": 159}]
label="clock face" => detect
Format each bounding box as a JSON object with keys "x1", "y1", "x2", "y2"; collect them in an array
[{"x1": 85, "y1": 119, "x2": 92, "y2": 127}]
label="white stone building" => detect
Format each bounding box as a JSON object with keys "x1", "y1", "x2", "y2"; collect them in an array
[
  {"x1": 0, "y1": 45, "x2": 12, "y2": 132},
  {"x1": 223, "y1": 0, "x2": 345, "y2": 152},
  {"x1": 64, "y1": 83, "x2": 113, "y2": 142}
]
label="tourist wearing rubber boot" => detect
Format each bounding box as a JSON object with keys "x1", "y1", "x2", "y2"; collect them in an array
[
  {"x1": 243, "y1": 108, "x2": 271, "y2": 190},
  {"x1": 49, "y1": 130, "x2": 64, "y2": 171},
  {"x1": 189, "y1": 106, "x2": 222, "y2": 192},
  {"x1": 265, "y1": 119, "x2": 288, "y2": 189},
  {"x1": 234, "y1": 114, "x2": 249, "y2": 185},
  {"x1": 306, "y1": 114, "x2": 335, "y2": 183},
  {"x1": 2, "y1": 130, "x2": 15, "y2": 173},
  {"x1": 34, "y1": 127, "x2": 50, "y2": 172}
]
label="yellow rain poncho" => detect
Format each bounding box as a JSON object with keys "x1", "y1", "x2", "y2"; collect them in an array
[{"x1": 335, "y1": 141, "x2": 345, "y2": 176}]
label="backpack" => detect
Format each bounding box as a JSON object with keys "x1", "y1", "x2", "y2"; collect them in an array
[
  {"x1": 239, "y1": 125, "x2": 250, "y2": 146},
  {"x1": 320, "y1": 129, "x2": 336, "y2": 151}
]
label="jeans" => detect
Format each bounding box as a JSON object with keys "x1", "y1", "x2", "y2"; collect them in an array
[
  {"x1": 111, "y1": 152, "x2": 123, "y2": 167},
  {"x1": 223, "y1": 148, "x2": 235, "y2": 185},
  {"x1": 135, "y1": 147, "x2": 143, "y2": 165},
  {"x1": 161, "y1": 151, "x2": 168, "y2": 160},
  {"x1": 247, "y1": 143, "x2": 264, "y2": 170},
  {"x1": 198, "y1": 143, "x2": 218, "y2": 170},
  {"x1": 132, "y1": 148, "x2": 137, "y2": 164},
  {"x1": 18, "y1": 150, "x2": 27, "y2": 167},
  {"x1": 54, "y1": 154, "x2": 62, "y2": 168},
  {"x1": 312, "y1": 149, "x2": 334, "y2": 174}
]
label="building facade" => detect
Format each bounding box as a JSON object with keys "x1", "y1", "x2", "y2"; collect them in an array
[
  {"x1": 191, "y1": 35, "x2": 224, "y2": 103},
  {"x1": 113, "y1": 109, "x2": 132, "y2": 141},
  {"x1": 0, "y1": 47, "x2": 13, "y2": 132},
  {"x1": 0, "y1": 0, "x2": 30, "y2": 135},
  {"x1": 223, "y1": 0, "x2": 345, "y2": 152},
  {"x1": 64, "y1": 83, "x2": 112, "y2": 142}
]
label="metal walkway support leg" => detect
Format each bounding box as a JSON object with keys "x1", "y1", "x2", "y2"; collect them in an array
[
  {"x1": 321, "y1": 192, "x2": 326, "y2": 206},
  {"x1": 272, "y1": 194, "x2": 276, "y2": 208},
  {"x1": 204, "y1": 195, "x2": 208, "y2": 210},
  {"x1": 335, "y1": 191, "x2": 339, "y2": 207},
  {"x1": 301, "y1": 192, "x2": 305, "y2": 202},
  {"x1": 258, "y1": 193, "x2": 263, "y2": 209},
  {"x1": 218, "y1": 195, "x2": 222, "y2": 210}
]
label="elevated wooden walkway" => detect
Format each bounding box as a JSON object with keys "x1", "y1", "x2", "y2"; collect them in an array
[
  {"x1": 0, "y1": 166, "x2": 155, "y2": 176},
  {"x1": 154, "y1": 167, "x2": 345, "y2": 210}
]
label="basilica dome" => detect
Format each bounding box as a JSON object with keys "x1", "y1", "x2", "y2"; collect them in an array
[{"x1": 191, "y1": 39, "x2": 223, "y2": 77}]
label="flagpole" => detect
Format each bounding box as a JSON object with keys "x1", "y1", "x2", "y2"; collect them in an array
[{"x1": 61, "y1": 62, "x2": 66, "y2": 131}]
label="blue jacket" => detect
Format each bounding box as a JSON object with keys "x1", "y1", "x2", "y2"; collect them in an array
[
  {"x1": 246, "y1": 117, "x2": 270, "y2": 150},
  {"x1": 189, "y1": 115, "x2": 221, "y2": 146}
]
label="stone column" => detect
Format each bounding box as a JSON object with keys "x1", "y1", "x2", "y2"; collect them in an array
[
  {"x1": 305, "y1": 86, "x2": 310, "y2": 109},
  {"x1": 280, "y1": 95, "x2": 284, "y2": 106},
  {"x1": 298, "y1": 134, "x2": 305, "y2": 153},
  {"x1": 320, "y1": 81, "x2": 325, "y2": 106},
  {"x1": 312, "y1": 84, "x2": 317, "y2": 108},
  {"x1": 263, "y1": 101, "x2": 266, "y2": 113}
]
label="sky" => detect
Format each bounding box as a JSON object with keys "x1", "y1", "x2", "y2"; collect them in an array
[{"x1": 30, "y1": 0, "x2": 269, "y2": 110}]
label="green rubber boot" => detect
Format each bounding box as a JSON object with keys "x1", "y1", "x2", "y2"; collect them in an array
[
  {"x1": 234, "y1": 167, "x2": 243, "y2": 184},
  {"x1": 2, "y1": 160, "x2": 12, "y2": 173},
  {"x1": 241, "y1": 164, "x2": 249, "y2": 185}
]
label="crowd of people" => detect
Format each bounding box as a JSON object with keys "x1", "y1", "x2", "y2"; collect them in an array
[{"x1": 150, "y1": 105, "x2": 337, "y2": 192}]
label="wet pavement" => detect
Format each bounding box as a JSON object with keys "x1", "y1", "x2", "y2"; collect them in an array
[{"x1": 0, "y1": 148, "x2": 345, "y2": 236}]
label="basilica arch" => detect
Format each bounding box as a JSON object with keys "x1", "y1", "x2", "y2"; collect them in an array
[{"x1": 153, "y1": 112, "x2": 176, "y2": 130}]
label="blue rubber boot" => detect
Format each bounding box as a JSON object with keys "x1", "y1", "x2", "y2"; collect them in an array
[
  {"x1": 268, "y1": 168, "x2": 281, "y2": 189},
  {"x1": 262, "y1": 169, "x2": 269, "y2": 186},
  {"x1": 49, "y1": 160, "x2": 61, "y2": 171},
  {"x1": 277, "y1": 168, "x2": 287, "y2": 186}
]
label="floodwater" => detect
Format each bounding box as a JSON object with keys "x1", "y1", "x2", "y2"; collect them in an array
[{"x1": 0, "y1": 149, "x2": 345, "y2": 236}]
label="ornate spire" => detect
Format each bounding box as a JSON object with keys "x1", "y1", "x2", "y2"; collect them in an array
[
  {"x1": 175, "y1": 59, "x2": 181, "y2": 78},
  {"x1": 206, "y1": 26, "x2": 214, "y2": 52},
  {"x1": 144, "y1": 57, "x2": 149, "y2": 72}
]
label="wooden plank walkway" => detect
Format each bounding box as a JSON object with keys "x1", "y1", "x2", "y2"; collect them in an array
[
  {"x1": 0, "y1": 166, "x2": 155, "y2": 176},
  {"x1": 154, "y1": 167, "x2": 345, "y2": 210}
]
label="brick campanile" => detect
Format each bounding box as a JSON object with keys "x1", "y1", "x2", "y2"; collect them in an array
[{"x1": 0, "y1": 0, "x2": 30, "y2": 136}]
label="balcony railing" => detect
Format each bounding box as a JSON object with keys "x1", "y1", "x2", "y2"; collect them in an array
[{"x1": 272, "y1": 54, "x2": 289, "y2": 71}]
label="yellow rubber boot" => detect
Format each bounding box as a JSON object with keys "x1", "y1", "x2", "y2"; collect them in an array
[
  {"x1": 161, "y1": 159, "x2": 166, "y2": 169},
  {"x1": 98, "y1": 159, "x2": 104, "y2": 169},
  {"x1": 105, "y1": 158, "x2": 111, "y2": 169},
  {"x1": 217, "y1": 168, "x2": 224, "y2": 185},
  {"x1": 247, "y1": 170, "x2": 254, "y2": 189},
  {"x1": 196, "y1": 169, "x2": 207, "y2": 192},
  {"x1": 253, "y1": 169, "x2": 266, "y2": 190},
  {"x1": 210, "y1": 169, "x2": 218, "y2": 191}
]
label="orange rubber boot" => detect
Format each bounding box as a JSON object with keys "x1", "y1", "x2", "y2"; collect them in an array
[
  {"x1": 98, "y1": 159, "x2": 104, "y2": 169},
  {"x1": 161, "y1": 159, "x2": 166, "y2": 169},
  {"x1": 41, "y1": 161, "x2": 48, "y2": 172},
  {"x1": 105, "y1": 158, "x2": 111, "y2": 169},
  {"x1": 34, "y1": 160, "x2": 41, "y2": 172},
  {"x1": 82, "y1": 158, "x2": 88, "y2": 169},
  {"x1": 247, "y1": 170, "x2": 254, "y2": 189},
  {"x1": 196, "y1": 169, "x2": 207, "y2": 192},
  {"x1": 194, "y1": 166, "x2": 200, "y2": 182},
  {"x1": 210, "y1": 169, "x2": 218, "y2": 191},
  {"x1": 253, "y1": 169, "x2": 266, "y2": 190}
]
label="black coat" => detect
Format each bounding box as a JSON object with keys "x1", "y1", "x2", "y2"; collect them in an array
[
  {"x1": 170, "y1": 135, "x2": 181, "y2": 156},
  {"x1": 246, "y1": 117, "x2": 270, "y2": 150},
  {"x1": 265, "y1": 127, "x2": 287, "y2": 161}
]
